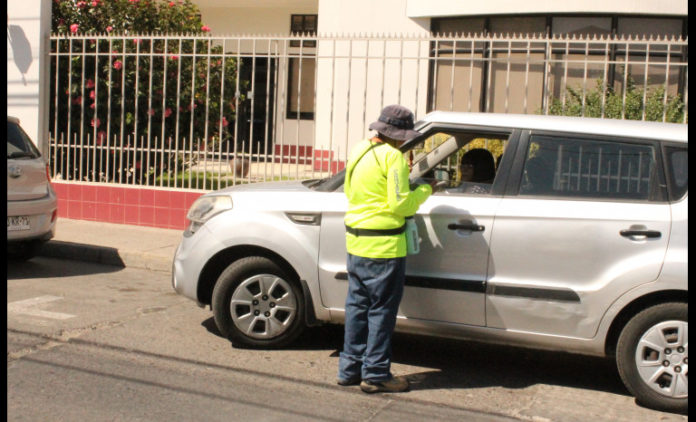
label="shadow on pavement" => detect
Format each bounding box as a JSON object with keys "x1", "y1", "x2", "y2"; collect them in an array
[
  {"x1": 200, "y1": 318, "x2": 629, "y2": 398},
  {"x1": 7, "y1": 256, "x2": 124, "y2": 280},
  {"x1": 391, "y1": 330, "x2": 627, "y2": 396}
]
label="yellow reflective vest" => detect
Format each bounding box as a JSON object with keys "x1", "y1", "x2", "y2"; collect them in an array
[{"x1": 344, "y1": 139, "x2": 432, "y2": 258}]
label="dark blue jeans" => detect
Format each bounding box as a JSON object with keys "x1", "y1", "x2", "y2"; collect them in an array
[{"x1": 338, "y1": 253, "x2": 406, "y2": 382}]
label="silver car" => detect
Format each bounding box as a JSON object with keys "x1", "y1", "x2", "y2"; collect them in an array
[
  {"x1": 172, "y1": 112, "x2": 687, "y2": 413},
  {"x1": 7, "y1": 116, "x2": 58, "y2": 261}
]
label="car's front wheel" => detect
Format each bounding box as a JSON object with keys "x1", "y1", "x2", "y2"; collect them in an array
[
  {"x1": 212, "y1": 256, "x2": 305, "y2": 348},
  {"x1": 616, "y1": 302, "x2": 688, "y2": 414}
]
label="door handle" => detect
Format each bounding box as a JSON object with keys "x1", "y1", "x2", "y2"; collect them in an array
[
  {"x1": 620, "y1": 229, "x2": 661, "y2": 239},
  {"x1": 448, "y1": 221, "x2": 485, "y2": 232}
]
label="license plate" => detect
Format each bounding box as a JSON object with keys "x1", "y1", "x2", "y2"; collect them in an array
[{"x1": 7, "y1": 216, "x2": 31, "y2": 232}]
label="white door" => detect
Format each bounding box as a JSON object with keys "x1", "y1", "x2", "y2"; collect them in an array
[
  {"x1": 486, "y1": 133, "x2": 671, "y2": 339},
  {"x1": 317, "y1": 129, "x2": 512, "y2": 327}
]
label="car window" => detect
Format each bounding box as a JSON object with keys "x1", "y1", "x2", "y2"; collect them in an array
[
  {"x1": 520, "y1": 135, "x2": 660, "y2": 201},
  {"x1": 409, "y1": 131, "x2": 509, "y2": 195},
  {"x1": 664, "y1": 145, "x2": 687, "y2": 200},
  {"x1": 7, "y1": 121, "x2": 40, "y2": 159}
]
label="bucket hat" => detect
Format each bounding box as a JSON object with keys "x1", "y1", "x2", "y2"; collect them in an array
[{"x1": 368, "y1": 104, "x2": 421, "y2": 141}]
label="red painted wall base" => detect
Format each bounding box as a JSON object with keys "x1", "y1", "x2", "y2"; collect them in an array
[{"x1": 52, "y1": 182, "x2": 203, "y2": 230}]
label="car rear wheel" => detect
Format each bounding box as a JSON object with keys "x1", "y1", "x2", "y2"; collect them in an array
[
  {"x1": 616, "y1": 302, "x2": 687, "y2": 413},
  {"x1": 212, "y1": 256, "x2": 305, "y2": 348}
]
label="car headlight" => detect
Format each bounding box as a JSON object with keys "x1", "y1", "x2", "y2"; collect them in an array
[{"x1": 186, "y1": 195, "x2": 233, "y2": 233}]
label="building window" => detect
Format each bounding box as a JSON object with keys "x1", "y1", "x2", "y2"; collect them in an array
[
  {"x1": 287, "y1": 57, "x2": 316, "y2": 119},
  {"x1": 430, "y1": 15, "x2": 687, "y2": 115},
  {"x1": 287, "y1": 14, "x2": 317, "y2": 119},
  {"x1": 290, "y1": 14, "x2": 317, "y2": 48}
]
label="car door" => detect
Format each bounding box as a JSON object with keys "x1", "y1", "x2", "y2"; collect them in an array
[
  {"x1": 317, "y1": 127, "x2": 516, "y2": 327},
  {"x1": 486, "y1": 131, "x2": 672, "y2": 339}
]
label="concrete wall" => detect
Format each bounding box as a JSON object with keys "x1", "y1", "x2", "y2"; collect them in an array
[
  {"x1": 406, "y1": 0, "x2": 688, "y2": 17},
  {"x1": 7, "y1": 0, "x2": 52, "y2": 155},
  {"x1": 201, "y1": 6, "x2": 315, "y2": 36},
  {"x1": 313, "y1": 0, "x2": 431, "y2": 161}
]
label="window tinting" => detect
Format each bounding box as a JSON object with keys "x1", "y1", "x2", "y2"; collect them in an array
[
  {"x1": 664, "y1": 146, "x2": 687, "y2": 200},
  {"x1": 520, "y1": 136, "x2": 659, "y2": 201},
  {"x1": 7, "y1": 122, "x2": 40, "y2": 158}
]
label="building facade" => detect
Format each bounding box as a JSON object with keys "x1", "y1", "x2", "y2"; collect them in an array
[{"x1": 7, "y1": 0, "x2": 688, "y2": 230}]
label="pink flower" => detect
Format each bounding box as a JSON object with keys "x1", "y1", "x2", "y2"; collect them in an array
[
  {"x1": 90, "y1": 102, "x2": 96, "y2": 109},
  {"x1": 73, "y1": 96, "x2": 82, "y2": 105},
  {"x1": 89, "y1": 90, "x2": 96, "y2": 99},
  {"x1": 113, "y1": 60, "x2": 123, "y2": 70},
  {"x1": 86, "y1": 79, "x2": 95, "y2": 88},
  {"x1": 70, "y1": 24, "x2": 79, "y2": 34},
  {"x1": 106, "y1": 26, "x2": 113, "y2": 33},
  {"x1": 91, "y1": 0, "x2": 99, "y2": 6},
  {"x1": 76, "y1": 1, "x2": 86, "y2": 8},
  {"x1": 169, "y1": 55, "x2": 178, "y2": 60},
  {"x1": 133, "y1": 39, "x2": 141, "y2": 44},
  {"x1": 96, "y1": 131, "x2": 106, "y2": 145},
  {"x1": 168, "y1": 1, "x2": 175, "y2": 6},
  {"x1": 135, "y1": 161, "x2": 141, "y2": 169},
  {"x1": 201, "y1": 25, "x2": 211, "y2": 32},
  {"x1": 164, "y1": 108, "x2": 172, "y2": 118},
  {"x1": 222, "y1": 117, "x2": 229, "y2": 127},
  {"x1": 148, "y1": 109, "x2": 155, "y2": 116},
  {"x1": 91, "y1": 118, "x2": 101, "y2": 128}
]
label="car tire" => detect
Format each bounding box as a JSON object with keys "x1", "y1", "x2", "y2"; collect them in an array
[
  {"x1": 7, "y1": 240, "x2": 42, "y2": 262},
  {"x1": 616, "y1": 302, "x2": 688, "y2": 414},
  {"x1": 212, "y1": 256, "x2": 305, "y2": 349}
]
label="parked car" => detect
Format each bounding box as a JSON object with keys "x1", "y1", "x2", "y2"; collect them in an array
[
  {"x1": 172, "y1": 112, "x2": 687, "y2": 412},
  {"x1": 7, "y1": 116, "x2": 57, "y2": 261}
]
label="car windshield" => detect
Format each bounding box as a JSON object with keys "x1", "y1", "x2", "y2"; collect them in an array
[{"x1": 7, "y1": 122, "x2": 40, "y2": 159}]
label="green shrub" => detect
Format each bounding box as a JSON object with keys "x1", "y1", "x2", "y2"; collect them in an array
[{"x1": 546, "y1": 78, "x2": 686, "y2": 123}]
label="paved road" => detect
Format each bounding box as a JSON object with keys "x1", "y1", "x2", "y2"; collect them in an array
[{"x1": 7, "y1": 258, "x2": 687, "y2": 422}]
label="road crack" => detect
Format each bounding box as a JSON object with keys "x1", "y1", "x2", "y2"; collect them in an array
[
  {"x1": 7, "y1": 301, "x2": 186, "y2": 363},
  {"x1": 7, "y1": 319, "x2": 125, "y2": 362},
  {"x1": 363, "y1": 398, "x2": 394, "y2": 422}
]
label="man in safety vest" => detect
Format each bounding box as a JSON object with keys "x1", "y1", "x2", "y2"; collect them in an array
[{"x1": 337, "y1": 104, "x2": 435, "y2": 393}]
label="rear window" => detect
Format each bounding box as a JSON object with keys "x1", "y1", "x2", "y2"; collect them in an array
[
  {"x1": 520, "y1": 135, "x2": 664, "y2": 201},
  {"x1": 7, "y1": 121, "x2": 40, "y2": 159},
  {"x1": 664, "y1": 145, "x2": 688, "y2": 200}
]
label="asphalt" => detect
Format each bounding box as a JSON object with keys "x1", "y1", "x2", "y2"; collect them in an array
[{"x1": 37, "y1": 218, "x2": 183, "y2": 273}]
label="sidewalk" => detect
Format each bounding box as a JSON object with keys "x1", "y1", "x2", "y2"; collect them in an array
[{"x1": 38, "y1": 218, "x2": 184, "y2": 273}]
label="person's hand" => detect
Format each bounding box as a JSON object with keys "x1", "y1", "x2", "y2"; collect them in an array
[{"x1": 429, "y1": 180, "x2": 448, "y2": 192}]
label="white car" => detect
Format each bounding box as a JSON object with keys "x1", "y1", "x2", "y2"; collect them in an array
[
  {"x1": 7, "y1": 116, "x2": 57, "y2": 261},
  {"x1": 172, "y1": 112, "x2": 687, "y2": 413}
]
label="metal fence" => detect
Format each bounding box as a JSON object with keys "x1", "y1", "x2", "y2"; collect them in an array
[{"x1": 48, "y1": 32, "x2": 688, "y2": 190}]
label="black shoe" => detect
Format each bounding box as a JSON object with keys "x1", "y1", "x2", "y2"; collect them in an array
[
  {"x1": 336, "y1": 377, "x2": 361, "y2": 386},
  {"x1": 360, "y1": 376, "x2": 409, "y2": 393}
]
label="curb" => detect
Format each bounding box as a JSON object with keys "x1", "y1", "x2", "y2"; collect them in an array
[{"x1": 39, "y1": 240, "x2": 173, "y2": 273}]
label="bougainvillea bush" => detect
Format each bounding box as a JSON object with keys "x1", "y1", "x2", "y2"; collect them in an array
[{"x1": 51, "y1": 0, "x2": 245, "y2": 185}]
